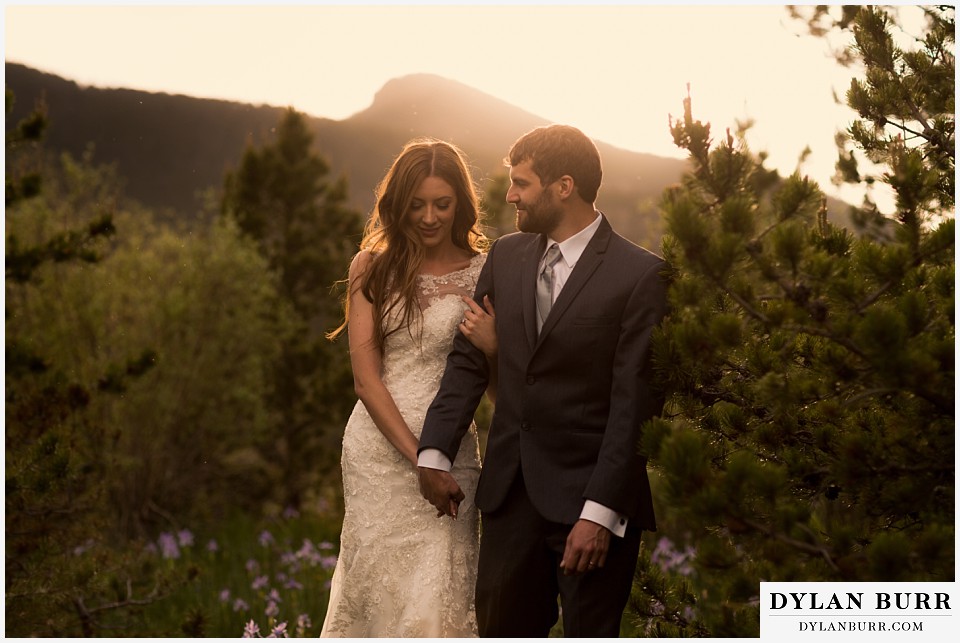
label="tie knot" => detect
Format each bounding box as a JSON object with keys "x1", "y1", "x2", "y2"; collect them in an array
[{"x1": 542, "y1": 243, "x2": 561, "y2": 271}]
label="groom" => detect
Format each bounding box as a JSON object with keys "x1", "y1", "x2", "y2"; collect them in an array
[{"x1": 418, "y1": 124, "x2": 668, "y2": 637}]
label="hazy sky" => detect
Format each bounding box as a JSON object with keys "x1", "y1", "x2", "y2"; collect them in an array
[{"x1": 4, "y1": 2, "x2": 890, "y2": 207}]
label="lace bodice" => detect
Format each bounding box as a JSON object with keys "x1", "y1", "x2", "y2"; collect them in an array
[{"x1": 381, "y1": 253, "x2": 486, "y2": 430}]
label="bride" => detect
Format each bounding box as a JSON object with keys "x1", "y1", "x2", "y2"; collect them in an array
[{"x1": 321, "y1": 138, "x2": 496, "y2": 637}]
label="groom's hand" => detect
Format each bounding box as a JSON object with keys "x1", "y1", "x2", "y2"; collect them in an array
[
  {"x1": 418, "y1": 467, "x2": 465, "y2": 519},
  {"x1": 560, "y1": 519, "x2": 611, "y2": 575}
]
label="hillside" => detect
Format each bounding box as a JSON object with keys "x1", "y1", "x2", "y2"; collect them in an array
[{"x1": 5, "y1": 62, "x2": 685, "y2": 245}]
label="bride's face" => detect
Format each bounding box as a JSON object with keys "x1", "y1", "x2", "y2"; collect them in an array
[{"x1": 407, "y1": 176, "x2": 458, "y2": 250}]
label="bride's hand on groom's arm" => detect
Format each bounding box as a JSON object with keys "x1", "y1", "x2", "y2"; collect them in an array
[
  {"x1": 460, "y1": 295, "x2": 497, "y2": 358},
  {"x1": 418, "y1": 467, "x2": 465, "y2": 519}
]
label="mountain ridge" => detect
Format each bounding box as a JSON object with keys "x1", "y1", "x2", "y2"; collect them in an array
[{"x1": 5, "y1": 61, "x2": 688, "y2": 245}]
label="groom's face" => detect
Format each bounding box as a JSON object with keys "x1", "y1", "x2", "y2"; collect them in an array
[{"x1": 507, "y1": 160, "x2": 563, "y2": 235}]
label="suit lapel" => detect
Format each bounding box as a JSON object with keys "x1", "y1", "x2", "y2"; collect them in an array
[{"x1": 534, "y1": 216, "x2": 613, "y2": 347}]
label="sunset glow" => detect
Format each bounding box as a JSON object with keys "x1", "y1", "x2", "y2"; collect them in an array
[{"x1": 4, "y1": 3, "x2": 902, "y2": 208}]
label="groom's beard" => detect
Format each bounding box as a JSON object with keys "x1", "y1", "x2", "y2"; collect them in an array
[{"x1": 516, "y1": 190, "x2": 562, "y2": 235}]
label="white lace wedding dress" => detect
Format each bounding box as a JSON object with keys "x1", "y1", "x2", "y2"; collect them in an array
[{"x1": 321, "y1": 254, "x2": 484, "y2": 638}]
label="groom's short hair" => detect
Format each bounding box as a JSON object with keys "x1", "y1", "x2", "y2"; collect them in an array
[{"x1": 505, "y1": 124, "x2": 602, "y2": 204}]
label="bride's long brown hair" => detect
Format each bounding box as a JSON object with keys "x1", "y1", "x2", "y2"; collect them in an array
[{"x1": 328, "y1": 138, "x2": 486, "y2": 353}]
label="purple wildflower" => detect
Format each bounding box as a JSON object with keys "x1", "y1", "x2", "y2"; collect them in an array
[
  {"x1": 319, "y1": 541, "x2": 334, "y2": 550},
  {"x1": 267, "y1": 621, "x2": 288, "y2": 638},
  {"x1": 296, "y1": 539, "x2": 321, "y2": 566},
  {"x1": 282, "y1": 506, "x2": 300, "y2": 519},
  {"x1": 246, "y1": 558, "x2": 260, "y2": 574},
  {"x1": 265, "y1": 600, "x2": 279, "y2": 618},
  {"x1": 233, "y1": 598, "x2": 250, "y2": 613},
  {"x1": 297, "y1": 539, "x2": 316, "y2": 554},
  {"x1": 206, "y1": 539, "x2": 219, "y2": 553},
  {"x1": 251, "y1": 575, "x2": 269, "y2": 591},
  {"x1": 177, "y1": 529, "x2": 194, "y2": 547},
  {"x1": 649, "y1": 537, "x2": 696, "y2": 577},
  {"x1": 158, "y1": 532, "x2": 181, "y2": 559},
  {"x1": 259, "y1": 530, "x2": 275, "y2": 547},
  {"x1": 284, "y1": 578, "x2": 304, "y2": 591},
  {"x1": 73, "y1": 539, "x2": 94, "y2": 556},
  {"x1": 267, "y1": 588, "x2": 283, "y2": 604},
  {"x1": 320, "y1": 555, "x2": 338, "y2": 570},
  {"x1": 219, "y1": 589, "x2": 231, "y2": 603},
  {"x1": 242, "y1": 619, "x2": 260, "y2": 638},
  {"x1": 296, "y1": 613, "x2": 312, "y2": 636}
]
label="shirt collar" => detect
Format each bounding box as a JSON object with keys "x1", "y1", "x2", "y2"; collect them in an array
[{"x1": 545, "y1": 211, "x2": 602, "y2": 268}]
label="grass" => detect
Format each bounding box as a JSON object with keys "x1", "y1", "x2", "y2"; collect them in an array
[
  {"x1": 134, "y1": 506, "x2": 343, "y2": 637},
  {"x1": 48, "y1": 483, "x2": 650, "y2": 637}
]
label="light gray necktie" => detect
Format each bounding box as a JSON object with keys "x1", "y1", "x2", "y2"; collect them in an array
[{"x1": 536, "y1": 243, "x2": 562, "y2": 332}]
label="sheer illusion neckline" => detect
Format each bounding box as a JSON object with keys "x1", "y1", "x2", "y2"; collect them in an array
[{"x1": 417, "y1": 253, "x2": 483, "y2": 281}]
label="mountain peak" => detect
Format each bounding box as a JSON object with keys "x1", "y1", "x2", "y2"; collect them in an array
[
  {"x1": 348, "y1": 72, "x2": 545, "y2": 147},
  {"x1": 375, "y1": 72, "x2": 474, "y2": 99},
  {"x1": 362, "y1": 73, "x2": 515, "y2": 114}
]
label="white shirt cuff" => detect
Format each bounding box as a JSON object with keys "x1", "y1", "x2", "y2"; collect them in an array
[
  {"x1": 581, "y1": 500, "x2": 628, "y2": 538},
  {"x1": 417, "y1": 448, "x2": 452, "y2": 471}
]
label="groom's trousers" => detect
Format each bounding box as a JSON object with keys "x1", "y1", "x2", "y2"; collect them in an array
[{"x1": 475, "y1": 470, "x2": 643, "y2": 637}]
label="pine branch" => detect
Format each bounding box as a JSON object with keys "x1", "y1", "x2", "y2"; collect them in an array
[
  {"x1": 77, "y1": 579, "x2": 163, "y2": 615},
  {"x1": 73, "y1": 579, "x2": 166, "y2": 637},
  {"x1": 856, "y1": 280, "x2": 897, "y2": 312},
  {"x1": 856, "y1": 237, "x2": 955, "y2": 312},
  {"x1": 898, "y1": 387, "x2": 953, "y2": 416},
  {"x1": 709, "y1": 266, "x2": 871, "y2": 362},
  {"x1": 712, "y1": 278, "x2": 771, "y2": 326},
  {"x1": 898, "y1": 88, "x2": 948, "y2": 154},
  {"x1": 867, "y1": 461, "x2": 955, "y2": 477},
  {"x1": 841, "y1": 387, "x2": 899, "y2": 407},
  {"x1": 889, "y1": 118, "x2": 933, "y2": 145},
  {"x1": 146, "y1": 499, "x2": 178, "y2": 527},
  {"x1": 740, "y1": 517, "x2": 840, "y2": 573}
]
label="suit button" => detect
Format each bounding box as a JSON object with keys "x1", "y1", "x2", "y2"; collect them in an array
[
  {"x1": 526, "y1": 376, "x2": 535, "y2": 385},
  {"x1": 521, "y1": 421, "x2": 531, "y2": 431}
]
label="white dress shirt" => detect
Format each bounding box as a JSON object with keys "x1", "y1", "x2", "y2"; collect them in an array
[{"x1": 419, "y1": 212, "x2": 628, "y2": 537}]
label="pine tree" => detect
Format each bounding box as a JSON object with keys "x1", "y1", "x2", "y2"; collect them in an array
[
  {"x1": 799, "y1": 5, "x2": 955, "y2": 230},
  {"x1": 221, "y1": 108, "x2": 363, "y2": 509},
  {"x1": 480, "y1": 172, "x2": 515, "y2": 239},
  {"x1": 4, "y1": 91, "x2": 167, "y2": 636},
  {"x1": 626, "y1": 6, "x2": 954, "y2": 637}
]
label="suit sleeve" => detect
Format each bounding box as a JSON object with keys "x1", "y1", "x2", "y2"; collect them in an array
[
  {"x1": 583, "y1": 258, "x2": 669, "y2": 513},
  {"x1": 417, "y1": 241, "x2": 497, "y2": 463}
]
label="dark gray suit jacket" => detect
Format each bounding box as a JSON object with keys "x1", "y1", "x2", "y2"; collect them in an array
[{"x1": 419, "y1": 215, "x2": 667, "y2": 530}]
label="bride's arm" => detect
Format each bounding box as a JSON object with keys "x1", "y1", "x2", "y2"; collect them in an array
[
  {"x1": 460, "y1": 295, "x2": 498, "y2": 405},
  {"x1": 346, "y1": 251, "x2": 420, "y2": 468}
]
